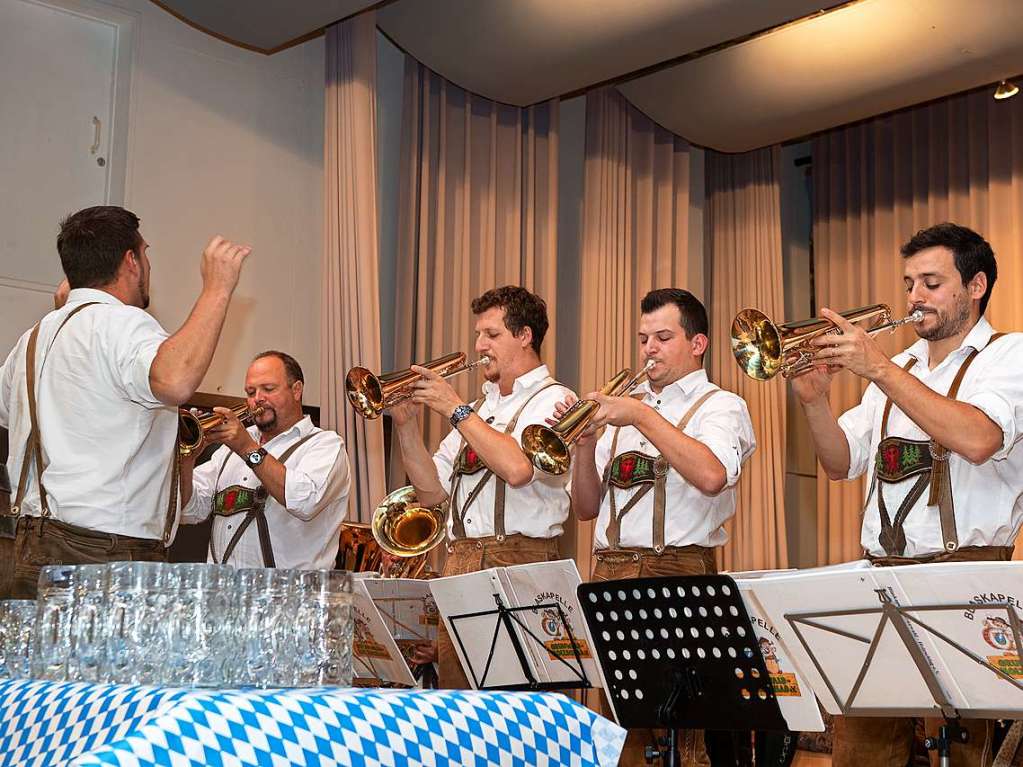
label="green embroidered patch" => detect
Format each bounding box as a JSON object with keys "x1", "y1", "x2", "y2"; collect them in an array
[
  {"x1": 214, "y1": 484, "x2": 258, "y2": 516},
  {"x1": 875, "y1": 437, "x2": 932, "y2": 483},
  {"x1": 608, "y1": 451, "x2": 663, "y2": 489},
  {"x1": 453, "y1": 444, "x2": 488, "y2": 476}
]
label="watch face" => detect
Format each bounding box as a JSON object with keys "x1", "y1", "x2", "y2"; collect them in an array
[{"x1": 248, "y1": 450, "x2": 264, "y2": 465}]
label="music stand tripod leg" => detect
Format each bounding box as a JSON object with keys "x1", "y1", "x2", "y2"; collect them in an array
[{"x1": 925, "y1": 719, "x2": 969, "y2": 767}]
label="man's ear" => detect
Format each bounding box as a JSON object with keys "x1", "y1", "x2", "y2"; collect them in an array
[
  {"x1": 518, "y1": 325, "x2": 534, "y2": 350},
  {"x1": 690, "y1": 333, "x2": 709, "y2": 357},
  {"x1": 968, "y1": 271, "x2": 988, "y2": 302},
  {"x1": 291, "y1": 380, "x2": 304, "y2": 404}
]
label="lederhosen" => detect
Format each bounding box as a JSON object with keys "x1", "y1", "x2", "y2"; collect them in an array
[
  {"x1": 869, "y1": 334, "x2": 1006, "y2": 558},
  {"x1": 6, "y1": 302, "x2": 179, "y2": 545},
  {"x1": 598, "y1": 389, "x2": 720, "y2": 555},
  {"x1": 208, "y1": 432, "x2": 320, "y2": 567},
  {"x1": 447, "y1": 380, "x2": 562, "y2": 542}
]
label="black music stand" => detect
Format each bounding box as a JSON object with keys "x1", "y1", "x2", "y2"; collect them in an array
[
  {"x1": 447, "y1": 592, "x2": 592, "y2": 692},
  {"x1": 579, "y1": 575, "x2": 787, "y2": 767}
]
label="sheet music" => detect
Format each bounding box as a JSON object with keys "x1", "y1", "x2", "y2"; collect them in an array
[
  {"x1": 498, "y1": 560, "x2": 600, "y2": 686},
  {"x1": 430, "y1": 569, "x2": 531, "y2": 688},
  {"x1": 746, "y1": 560, "x2": 1023, "y2": 716},
  {"x1": 351, "y1": 579, "x2": 416, "y2": 687},
  {"x1": 429, "y1": 559, "x2": 596, "y2": 689},
  {"x1": 732, "y1": 574, "x2": 824, "y2": 732},
  {"x1": 361, "y1": 577, "x2": 439, "y2": 666}
]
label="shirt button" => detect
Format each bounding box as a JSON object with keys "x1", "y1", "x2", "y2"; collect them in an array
[
  {"x1": 466, "y1": 518, "x2": 472, "y2": 525},
  {"x1": 486, "y1": 417, "x2": 495, "y2": 424},
  {"x1": 640, "y1": 441, "x2": 647, "y2": 447},
  {"x1": 656, "y1": 399, "x2": 661, "y2": 405}
]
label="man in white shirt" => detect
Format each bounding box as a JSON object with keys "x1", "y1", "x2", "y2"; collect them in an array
[
  {"x1": 388, "y1": 286, "x2": 576, "y2": 688},
  {"x1": 179, "y1": 351, "x2": 351, "y2": 569},
  {"x1": 0, "y1": 206, "x2": 251, "y2": 598},
  {"x1": 563, "y1": 288, "x2": 756, "y2": 767},
  {"x1": 791, "y1": 223, "x2": 1023, "y2": 766}
]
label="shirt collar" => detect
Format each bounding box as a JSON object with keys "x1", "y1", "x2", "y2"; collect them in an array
[
  {"x1": 634, "y1": 367, "x2": 709, "y2": 399},
  {"x1": 905, "y1": 316, "x2": 995, "y2": 368},
  {"x1": 66, "y1": 288, "x2": 123, "y2": 306},
  {"x1": 482, "y1": 364, "x2": 551, "y2": 399}
]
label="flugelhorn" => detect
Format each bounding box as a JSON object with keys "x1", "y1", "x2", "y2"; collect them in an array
[
  {"x1": 178, "y1": 404, "x2": 265, "y2": 456},
  {"x1": 521, "y1": 360, "x2": 654, "y2": 476},
  {"x1": 346, "y1": 353, "x2": 490, "y2": 419},
  {"x1": 730, "y1": 304, "x2": 925, "y2": 381}
]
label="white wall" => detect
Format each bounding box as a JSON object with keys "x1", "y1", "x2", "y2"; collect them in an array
[{"x1": 1, "y1": 0, "x2": 325, "y2": 403}]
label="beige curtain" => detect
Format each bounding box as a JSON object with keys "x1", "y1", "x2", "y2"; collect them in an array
[
  {"x1": 706, "y1": 147, "x2": 789, "y2": 571},
  {"x1": 320, "y1": 13, "x2": 386, "y2": 522},
  {"x1": 391, "y1": 57, "x2": 559, "y2": 479},
  {"x1": 813, "y1": 86, "x2": 1023, "y2": 564},
  {"x1": 573, "y1": 88, "x2": 692, "y2": 578}
]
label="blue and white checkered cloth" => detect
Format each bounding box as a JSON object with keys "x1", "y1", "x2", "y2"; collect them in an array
[{"x1": 0, "y1": 681, "x2": 625, "y2": 766}]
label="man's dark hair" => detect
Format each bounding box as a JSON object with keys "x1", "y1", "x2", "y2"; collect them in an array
[
  {"x1": 901, "y1": 223, "x2": 998, "y2": 315},
  {"x1": 640, "y1": 288, "x2": 709, "y2": 340},
  {"x1": 470, "y1": 286, "x2": 549, "y2": 354},
  {"x1": 57, "y1": 206, "x2": 142, "y2": 289},
  {"x1": 253, "y1": 350, "x2": 305, "y2": 386}
]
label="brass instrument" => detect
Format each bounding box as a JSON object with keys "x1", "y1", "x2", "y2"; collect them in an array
[
  {"x1": 337, "y1": 486, "x2": 448, "y2": 579},
  {"x1": 178, "y1": 404, "x2": 265, "y2": 457},
  {"x1": 346, "y1": 353, "x2": 491, "y2": 419},
  {"x1": 521, "y1": 360, "x2": 654, "y2": 476},
  {"x1": 730, "y1": 304, "x2": 925, "y2": 381}
]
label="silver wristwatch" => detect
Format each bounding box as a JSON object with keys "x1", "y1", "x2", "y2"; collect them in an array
[{"x1": 449, "y1": 403, "x2": 474, "y2": 428}]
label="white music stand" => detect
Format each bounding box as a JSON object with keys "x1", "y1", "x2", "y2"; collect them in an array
[{"x1": 746, "y1": 561, "x2": 1023, "y2": 765}]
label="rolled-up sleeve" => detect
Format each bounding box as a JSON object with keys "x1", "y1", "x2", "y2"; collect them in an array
[
  {"x1": 106, "y1": 308, "x2": 169, "y2": 408},
  {"x1": 837, "y1": 386, "x2": 879, "y2": 480},
  {"x1": 691, "y1": 394, "x2": 756, "y2": 488},
  {"x1": 179, "y1": 448, "x2": 229, "y2": 524},
  {"x1": 283, "y1": 431, "x2": 350, "y2": 522},
  {"x1": 961, "y1": 338, "x2": 1023, "y2": 461},
  {"x1": 432, "y1": 429, "x2": 460, "y2": 489}
]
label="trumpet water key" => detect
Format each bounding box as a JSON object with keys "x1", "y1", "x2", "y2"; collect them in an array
[
  {"x1": 178, "y1": 404, "x2": 265, "y2": 456},
  {"x1": 730, "y1": 304, "x2": 925, "y2": 381},
  {"x1": 346, "y1": 354, "x2": 490, "y2": 419},
  {"x1": 520, "y1": 360, "x2": 655, "y2": 476}
]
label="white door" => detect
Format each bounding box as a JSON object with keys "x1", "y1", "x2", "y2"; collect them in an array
[{"x1": 0, "y1": 0, "x2": 127, "y2": 353}]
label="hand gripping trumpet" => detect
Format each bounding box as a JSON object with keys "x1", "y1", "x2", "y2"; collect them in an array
[
  {"x1": 177, "y1": 404, "x2": 265, "y2": 457},
  {"x1": 345, "y1": 353, "x2": 490, "y2": 419},
  {"x1": 730, "y1": 304, "x2": 925, "y2": 381},
  {"x1": 520, "y1": 360, "x2": 655, "y2": 476}
]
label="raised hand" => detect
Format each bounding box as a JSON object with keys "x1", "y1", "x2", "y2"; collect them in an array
[{"x1": 200, "y1": 235, "x2": 252, "y2": 295}]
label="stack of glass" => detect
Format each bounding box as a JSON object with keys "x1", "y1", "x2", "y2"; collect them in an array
[{"x1": 0, "y1": 562, "x2": 353, "y2": 688}]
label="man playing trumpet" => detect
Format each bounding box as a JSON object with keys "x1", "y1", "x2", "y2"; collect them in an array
[
  {"x1": 388, "y1": 286, "x2": 575, "y2": 689},
  {"x1": 559, "y1": 288, "x2": 755, "y2": 767},
  {"x1": 180, "y1": 351, "x2": 351, "y2": 569},
  {"x1": 792, "y1": 223, "x2": 1023, "y2": 766}
]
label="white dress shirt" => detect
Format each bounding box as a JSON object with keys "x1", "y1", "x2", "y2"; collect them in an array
[
  {"x1": 593, "y1": 369, "x2": 756, "y2": 550},
  {"x1": 0, "y1": 289, "x2": 179, "y2": 541},
  {"x1": 180, "y1": 416, "x2": 351, "y2": 569},
  {"x1": 433, "y1": 364, "x2": 575, "y2": 540},
  {"x1": 838, "y1": 317, "x2": 1023, "y2": 557}
]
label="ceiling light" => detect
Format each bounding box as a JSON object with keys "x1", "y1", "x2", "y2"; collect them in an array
[{"x1": 994, "y1": 80, "x2": 1019, "y2": 100}]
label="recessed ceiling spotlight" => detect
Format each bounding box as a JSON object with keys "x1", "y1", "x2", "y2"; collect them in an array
[{"x1": 994, "y1": 80, "x2": 1019, "y2": 100}]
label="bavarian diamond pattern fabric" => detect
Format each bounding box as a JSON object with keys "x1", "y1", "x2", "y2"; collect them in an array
[{"x1": 0, "y1": 681, "x2": 626, "y2": 766}]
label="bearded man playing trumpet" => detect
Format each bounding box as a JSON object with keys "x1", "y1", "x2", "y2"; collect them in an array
[
  {"x1": 180, "y1": 351, "x2": 351, "y2": 569},
  {"x1": 388, "y1": 285, "x2": 576, "y2": 690},
  {"x1": 557, "y1": 288, "x2": 755, "y2": 767},
  {"x1": 790, "y1": 223, "x2": 1023, "y2": 767}
]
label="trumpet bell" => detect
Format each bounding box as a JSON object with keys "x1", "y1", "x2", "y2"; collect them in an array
[
  {"x1": 372, "y1": 485, "x2": 447, "y2": 558},
  {"x1": 178, "y1": 411, "x2": 205, "y2": 456},
  {"x1": 520, "y1": 424, "x2": 570, "y2": 476},
  {"x1": 730, "y1": 308, "x2": 784, "y2": 381},
  {"x1": 345, "y1": 367, "x2": 384, "y2": 419}
]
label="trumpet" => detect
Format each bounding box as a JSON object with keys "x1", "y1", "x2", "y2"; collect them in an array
[
  {"x1": 346, "y1": 353, "x2": 490, "y2": 419},
  {"x1": 521, "y1": 360, "x2": 654, "y2": 476},
  {"x1": 337, "y1": 486, "x2": 447, "y2": 579},
  {"x1": 178, "y1": 404, "x2": 265, "y2": 456},
  {"x1": 730, "y1": 304, "x2": 925, "y2": 381}
]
